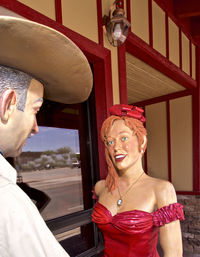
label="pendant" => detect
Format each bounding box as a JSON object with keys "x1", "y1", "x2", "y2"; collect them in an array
[{"x1": 117, "y1": 198, "x2": 123, "y2": 207}]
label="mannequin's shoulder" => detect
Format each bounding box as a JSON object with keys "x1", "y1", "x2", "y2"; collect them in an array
[
  {"x1": 94, "y1": 179, "x2": 106, "y2": 197},
  {"x1": 154, "y1": 178, "x2": 175, "y2": 195},
  {"x1": 148, "y1": 176, "x2": 177, "y2": 207},
  {"x1": 144, "y1": 175, "x2": 173, "y2": 190}
]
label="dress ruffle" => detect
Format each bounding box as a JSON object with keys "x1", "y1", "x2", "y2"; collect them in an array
[
  {"x1": 92, "y1": 202, "x2": 112, "y2": 224},
  {"x1": 152, "y1": 203, "x2": 184, "y2": 227},
  {"x1": 92, "y1": 202, "x2": 184, "y2": 228}
]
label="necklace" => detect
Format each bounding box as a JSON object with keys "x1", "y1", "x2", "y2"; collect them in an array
[{"x1": 117, "y1": 172, "x2": 144, "y2": 207}]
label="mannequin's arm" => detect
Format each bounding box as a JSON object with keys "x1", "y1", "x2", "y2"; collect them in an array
[{"x1": 156, "y1": 181, "x2": 183, "y2": 257}]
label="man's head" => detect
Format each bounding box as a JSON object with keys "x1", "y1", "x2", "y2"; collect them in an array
[
  {"x1": 0, "y1": 66, "x2": 43, "y2": 157},
  {"x1": 0, "y1": 66, "x2": 32, "y2": 111}
]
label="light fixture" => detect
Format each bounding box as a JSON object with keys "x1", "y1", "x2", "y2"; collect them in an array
[{"x1": 103, "y1": 0, "x2": 130, "y2": 47}]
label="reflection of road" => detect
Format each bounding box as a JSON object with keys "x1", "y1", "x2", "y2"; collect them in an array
[{"x1": 21, "y1": 167, "x2": 83, "y2": 220}]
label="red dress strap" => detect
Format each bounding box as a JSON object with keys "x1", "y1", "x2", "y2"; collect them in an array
[{"x1": 152, "y1": 203, "x2": 184, "y2": 227}]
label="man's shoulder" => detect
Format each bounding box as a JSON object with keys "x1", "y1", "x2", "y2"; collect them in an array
[{"x1": 0, "y1": 182, "x2": 38, "y2": 217}]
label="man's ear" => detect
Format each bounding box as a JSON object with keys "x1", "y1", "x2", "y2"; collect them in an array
[{"x1": 0, "y1": 89, "x2": 16, "y2": 122}]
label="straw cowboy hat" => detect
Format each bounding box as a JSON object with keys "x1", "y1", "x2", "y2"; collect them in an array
[{"x1": 0, "y1": 15, "x2": 93, "y2": 104}]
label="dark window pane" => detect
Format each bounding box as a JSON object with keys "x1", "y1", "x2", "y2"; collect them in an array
[{"x1": 60, "y1": 223, "x2": 95, "y2": 257}]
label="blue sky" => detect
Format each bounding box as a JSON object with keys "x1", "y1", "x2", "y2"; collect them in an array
[{"x1": 22, "y1": 126, "x2": 80, "y2": 153}]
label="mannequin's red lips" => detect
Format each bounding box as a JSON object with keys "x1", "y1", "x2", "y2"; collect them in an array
[{"x1": 115, "y1": 154, "x2": 126, "y2": 162}]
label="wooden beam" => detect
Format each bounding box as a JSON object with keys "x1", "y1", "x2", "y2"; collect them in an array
[
  {"x1": 166, "y1": 101, "x2": 172, "y2": 182},
  {"x1": 132, "y1": 90, "x2": 191, "y2": 107},
  {"x1": 96, "y1": 0, "x2": 104, "y2": 46},
  {"x1": 126, "y1": 32, "x2": 197, "y2": 90},
  {"x1": 55, "y1": 0, "x2": 62, "y2": 24},
  {"x1": 192, "y1": 46, "x2": 200, "y2": 192},
  {"x1": 191, "y1": 17, "x2": 200, "y2": 38},
  {"x1": 118, "y1": 44, "x2": 128, "y2": 104},
  {"x1": 174, "y1": 0, "x2": 200, "y2": 18}
]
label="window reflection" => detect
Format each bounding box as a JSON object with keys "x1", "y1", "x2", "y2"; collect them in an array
[
  {"x1": 16, "y1": 126, "x2": 84, "y2": 220},
  {"x1": 55, "y1": 228, "x2": 81, "y2": 242}
]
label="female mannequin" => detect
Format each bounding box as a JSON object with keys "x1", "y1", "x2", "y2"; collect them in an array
[{"x1": 92, "y1": 104, "x2": 184, "y2": 257}]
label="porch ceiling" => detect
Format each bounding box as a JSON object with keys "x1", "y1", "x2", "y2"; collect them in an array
[{"x1": 126, "y1": 53, "x2": 184, "y2": 104}]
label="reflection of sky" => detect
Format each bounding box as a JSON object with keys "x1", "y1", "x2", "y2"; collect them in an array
[{"x1": 22, "y1": 126, "x2": 80, "y2": 153}]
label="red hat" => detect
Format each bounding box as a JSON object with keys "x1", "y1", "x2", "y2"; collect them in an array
[{"x1": 109, "y1": 104, "x2": 146, "y2": 123}]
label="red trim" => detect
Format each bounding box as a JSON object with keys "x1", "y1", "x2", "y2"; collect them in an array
[
  {"x1": 0, "y1": 0, "x2": 113, "y2": 179},
  {"x1": 190, "y1": 40, "x2": 192, "y2": 77},
  {"x1": 148, "y1": 0, "x2": 153, "y2": 47},
  {"x1": 192, "y1": 92, "x2": 200, "y2": 191},
  {"x1": 166, "y1": 101, "x2": 172, "y2": 182},
  {"x1": 143, "y1": 107, "x2": 148, "y2": 174},
  {"x1": 96, "y1": 0, "x2": 103, "y2": 46},
  {"x1": 133, "y1": 90, "x2": 191, "y2": 107},
  {"x1": 94, "y1": 56, "x2": 113, "y2": 179},
  {"x1": 179, "y1": 28, "x2": 182, "y2": 69},
  {"x1": 55, "y1": 0, "x2": 62, "y2": 24},
  {"x1": 152, "y1": 0, "x2": 166, "y2": 11},
  {"x1": 144, "y1": 146, "x2": 148, "y2": 174},
  {"x1": 153, "y1": 0, "x2": 197, "y2": 45},
  {"x1": 118, "y1": 44, "x2": 128, "y2": 104},
  {"x1": 191, "y1": 19, "x2": 200, "y2": 39},
  {"x1": 126, "y1": 0, "x2": 131, "y2": 22},
  {"x1": 115, "y1": 0, "x2": 128, "y2": 104},
  {"x1": 192, "y1": 46, "x2": 200, "y2": 192},
  {"x1": 126, "y1": 32, "x2": 197, "y2": 90},
  {"x1": 93, "y1": 56, "x2": 113, "y2": 116},
  {"x1": 119, "y1": 0, "x2": 124, "y2": 9},
  {"x1": 165, "y1": 13, "x2": 169, "y2": 59},
  {"x1": 0, "y1": 0, "x2": 106, "y2": 62},
  {"x1": 173, "y1": 0, "x2": 200, "y2": 19}
]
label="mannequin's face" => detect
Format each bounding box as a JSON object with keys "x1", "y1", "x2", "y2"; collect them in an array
[
  {"x1": 106, "y1": 119, "x2": 142, "y2": 172},
  {"x1": 2, "y1": 79, "x2": 43, "y2": 157}
]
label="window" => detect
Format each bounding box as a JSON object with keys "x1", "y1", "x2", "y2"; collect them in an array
[
  {"x1": 17, "y1": 126, "x2": 83, "y2": 219},
  {"x1": 15, "y1": 90, "x2": 103, "y2": 256}
]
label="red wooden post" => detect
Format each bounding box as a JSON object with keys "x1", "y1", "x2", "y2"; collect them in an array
[{"x1": 192, "y1": 46, "x2": 200, "y2": 192}]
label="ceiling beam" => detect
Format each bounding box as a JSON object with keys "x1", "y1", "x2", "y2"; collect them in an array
[
  {"x1": 191, "y1": 18, "x2": 200, "y2": 38},
  {"x1": 132, "y1": 90, "x2": 191, "y2": 107},
  {"x1": 174, "y1": 0, "x2": 200, "y2": 18}
]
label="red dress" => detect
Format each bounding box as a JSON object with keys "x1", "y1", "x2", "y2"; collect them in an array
[{"x1": 92, "y1": 202, "x2": 184, "y2": 257}]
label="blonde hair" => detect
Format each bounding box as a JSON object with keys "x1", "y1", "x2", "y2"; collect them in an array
[{"x1": 101, "y1": 115, "x2": 147, "y2": 192}]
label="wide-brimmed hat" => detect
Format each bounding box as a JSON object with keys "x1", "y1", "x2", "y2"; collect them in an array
[{"x1": 0, "y1": 16, "x2": 93, "y2": 104}]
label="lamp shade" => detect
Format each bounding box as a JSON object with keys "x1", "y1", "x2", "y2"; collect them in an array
[{"x1": 105, "y1": 8, "x2": 130, "y2": 47}]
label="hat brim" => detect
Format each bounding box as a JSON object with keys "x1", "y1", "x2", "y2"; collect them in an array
[{"x1": 0, "y1": 16, "x2": 93, "y2": 104}]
